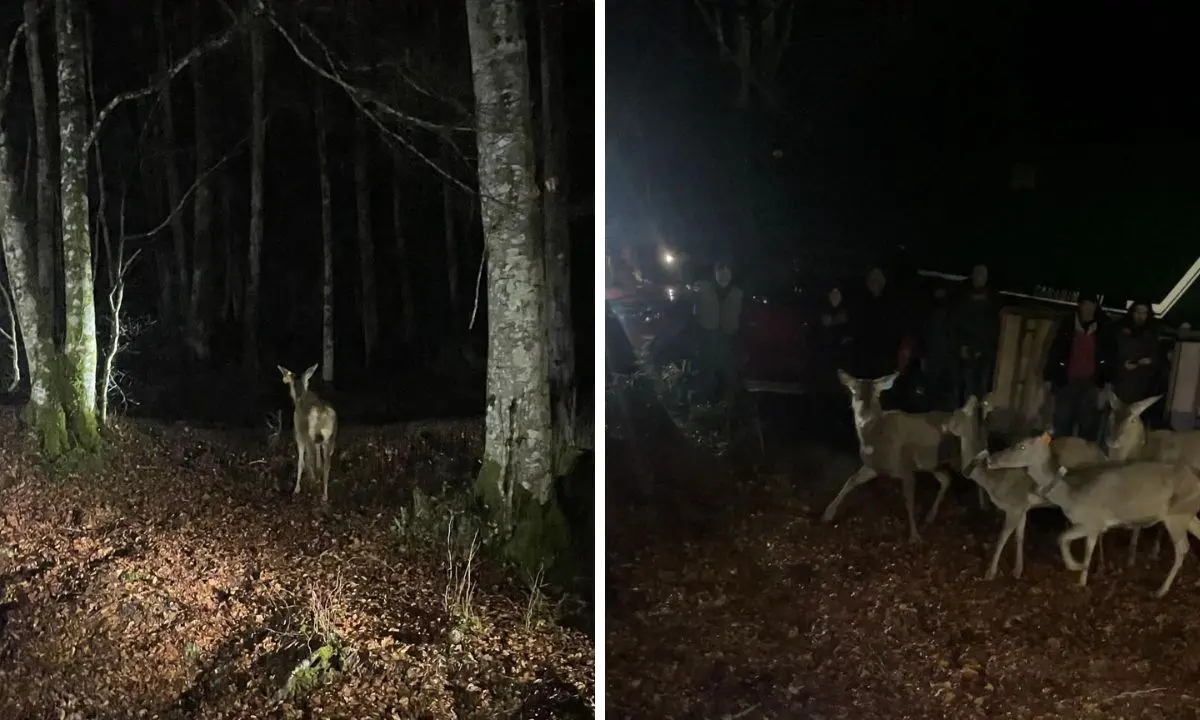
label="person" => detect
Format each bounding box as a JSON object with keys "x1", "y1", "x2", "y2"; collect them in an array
[
  {"x1": 920, "y1": 286, "x2": 956, "y2": 411},
  {"x1": 1112, "y1": 299, "x2": 1163, "y2": 407},
  {"x1": 818, "y1": 284, "x2": 853, "y2": 374},
  {"x1": 693, "y1": 259, "x2": 744, "y2": 405},
  {"x1": 850, "y1": 266, "x2": 903, "y2": 380},
  {"x1": 948, "y1": 263, "x2": 1002, "y2": 406},
  {"x1": 1044, "y1": 292, "x2": 1116, "y2": 441}
]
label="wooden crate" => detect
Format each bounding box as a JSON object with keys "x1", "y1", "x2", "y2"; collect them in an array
[{"x1": 989, "y1": 307, "x2": 1064, "y2": 433}]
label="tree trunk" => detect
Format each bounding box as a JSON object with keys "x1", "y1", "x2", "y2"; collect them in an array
[
  {"x1": 443, "y1": 151, "x2": 458, "y2": 314},
  {"x1": 315, "y1": 84, "x2": 334, "y2": 385},
  {"x1": 354, "y1": 115, "x2": 378, "y2": 366},
  {"x1": 23, "y1": 0, "x2": 56, "y2": 331},
  {"x1": 220, "y1": 174, "x2": 241, "y2": 322},
  {"x1": 464, "y1": 0, "x2": 564, "y2": 574},
  {"x1": 392, "y1": 159, "x2": 415, "y2": 345},
  {"x1": 154, "y1": 0, "x2": 189, "y2": 331},
  {"x1": 56, "y1": 0, "x2": 100, "y2": 448},
  {"x1": 538, "y1": 0, "x2": 577, "y2": 474},
  {"x1": 0, "y1": 280, "x2": 19, "y2": 392},
  {"x1": 244, "y1": 19, "x2": 265, "y2": 377},
  {"x1": 185, "y1": 0, "x2": 212, "y2": 362}
]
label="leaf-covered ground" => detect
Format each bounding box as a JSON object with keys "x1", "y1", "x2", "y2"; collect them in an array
[
  {"x1": 0, "y1": 408, "x2": 593, "y2": 719},
  {"x1": 606, "y1": 391, "x2": 1200, "y2": 719}
]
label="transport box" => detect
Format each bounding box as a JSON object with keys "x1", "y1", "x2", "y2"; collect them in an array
[
  {"x1": 988, "y1": 308, "x2": 1062, "y2": 435},
  {"x1": 1166, "y1": 341, "x2": 1200, "y2": 431}
]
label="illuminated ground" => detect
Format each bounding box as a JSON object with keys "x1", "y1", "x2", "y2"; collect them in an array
[
  {"x1": 606, "y1": 388, "x2": 1200, "y2": 719},
  {"x1": 0, "y1": 409, "x2": 592, "y2": 718}
]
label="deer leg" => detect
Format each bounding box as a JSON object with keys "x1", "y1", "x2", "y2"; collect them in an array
[
  {"x1": 321, "y1": 438, "x2": 334, "y2": 505},
  {"x1": 924, "y1": 469, "x2": 952, "y2": 526},
  {"x1": 1077, "y1": 533, "x2": 1100, "y2": 587},
  {"x1": 1128, "y1": 527, "x2": 1141, "y2": 568},
  {"x1": 977, "y1": 485, "x2": 989, "y2": 511},
  {"x1": 1058, "y1": 525, "x2": 1090, "y2": 572},
  {"x1": 1012, "y1": 510, "x2": 1028, "y2": 579},
  {"x1": 1149, "y1": 526, "x2": 1163, "y2": 561},
  {"x1": 821, "y1": 465, "x2": 877, "y2": 522},
  {"x1": 293, "y1": 441, "x2": 306, "y2": 495},
  {"x1": 1155, "y1": 519, "x2": 1190, "y2": 598},
  {"x1": 901, "y1": 472, "x2": 921, "y2": 543},
  {"x1": 985, "y1": 510, "x2": 1019, "y2": 580}
]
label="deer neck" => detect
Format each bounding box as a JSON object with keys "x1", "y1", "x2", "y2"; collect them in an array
[
  {"x1": 852, "y1": 401, "x2": 885, "y2": 454},
  {"x1": 1026, "y1": 454, "x2": 1067, "y2": 500},
  {"x1": 955, "y1": 425, "x2": 986, "y2": 475}
]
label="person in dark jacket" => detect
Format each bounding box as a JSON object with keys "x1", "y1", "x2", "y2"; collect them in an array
[
  {"x1": 818, "y1": 284, "x2": 853, "y2": 378},
  {"x1": 920, "y1": 286, "x2": 956, "y2": 411},
  {"x1": 1044, "y1": 293, "x2": 1117, "y2": 441},
  {"x1": 948, "y1": 263, "x2": 1002, "y2": 406},
  {"x1": 851, "y1": 267, "x2": 903, "y2": 379},
  {"x1": 1112, "y1": 299, "x2": 1164, "y2": 407}
]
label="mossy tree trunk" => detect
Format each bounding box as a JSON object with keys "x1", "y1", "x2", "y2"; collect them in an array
[
  {"x1": 55, "y1": 0, "x2": 99, "y2": 450},
  {"x1": 464, "y1": 0, "x2": 566, "y2": 575},
  {"x1": 23, "y1": 0, "x2": 56, "y2": 334}
]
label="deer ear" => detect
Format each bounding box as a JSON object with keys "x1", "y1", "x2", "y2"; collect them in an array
[
  {"x1": 277, "y1": 365, "x2": 290, "y2": 380},
  {"x1": 1130, "y1": 395, "x2": 1162, "y2": 418},
  {"x1": 875, "y1": 372, "x2": 898, "y2": 391},
  {"x1": 964, "y1": 395, "x2": 978, "y2": 412},
  {"x1": 303, "y1": 364, "x2": 319, "y2": 384},
  {"x1": 836, "y1": 369, "x2": 853, "y2": 387},
  {"x1": 1038, "y1": 431, "x2": 1054, "y2": 445}
]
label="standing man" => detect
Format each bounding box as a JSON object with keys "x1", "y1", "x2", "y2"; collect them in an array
[
  {"x1": 1112, "y1": 299, "x2": 1163, "y2": 406},
  {"x1": 1044, "y1": 292, "x2": 1116, "y2": 440},
  {"x1": 694, "y1": 259, "x2": 744, "y2": 405},
  {"x1": 949, "y1": 263, "x2": 1002, "y2": 405},
  {"x1": 852, "y1": 266, "x2": 902, "y2": 380}
]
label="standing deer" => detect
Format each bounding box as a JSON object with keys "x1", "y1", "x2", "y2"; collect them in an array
[
  {"x1": 822, "y1": 370, "x2": 954, "y2": 543},
  {"x1": 278, "y1": 363, "x2": 339, "y2": 503}
]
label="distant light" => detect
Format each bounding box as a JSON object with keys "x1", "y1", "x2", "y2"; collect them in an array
[
  {"x1": 665, "y1": 286, "x2": 677, "y2": 302},
  {"x1": 662, "y1": 251, "x2": 676, "y2": 266}
]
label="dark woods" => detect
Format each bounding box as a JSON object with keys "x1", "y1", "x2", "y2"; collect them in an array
[{"x1": 0, "y1": 0, "x2": 593, "y2": 431}]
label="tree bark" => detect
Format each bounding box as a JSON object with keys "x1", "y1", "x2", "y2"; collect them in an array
[
  {"x1": 220, "y1": 173, "x2": 241, "y2": 322},
  {"x1": 185, "y1": 0, "x2": 212, "y2": 362},
  {"x1": 154, "y1": 0, "x2": 189, "y2": 331},
  {"x1": 539, "y1": 0, "x2": 576, "y2": 473},
  {"x1": 392, "y1": 159, "x2": 415, "y2": 345},
  {"x1": 443, "y1": 148, "x2": 459, "y2": 313},
  {"x1": 315, "y1": 83, "x2": 334, "y2": 385},
  {"x1": 354, "y1": 115, "x2": 378, "y2": 366},
  {"x1": 464, "y1": 0, "x2": 563, "y2": 574},
  {"x1": 56, "y1": 0, "x2": 100, "y2": 447},
  {"x1": 23, "y1": 0, "x2": 56, "y2": 327},
  {"x1": 244, "y1": 19, "x2": 265, "y2": 377}
]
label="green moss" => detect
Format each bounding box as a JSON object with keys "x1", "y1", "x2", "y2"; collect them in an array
[
  {"x1": 474, "y1": 459, "x2": 505, "y2": 518},
  {"x1": 503, "y1": 484, "x2": 572, "y2": 580}
]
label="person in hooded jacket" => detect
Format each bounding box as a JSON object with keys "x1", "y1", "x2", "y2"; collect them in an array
[
  {"x1": 947, "y1": 263, "x2": 1002, "y2": 406},
  {"x1": 1112, "y1": 299, "x2": 1165, "y2": 408}
]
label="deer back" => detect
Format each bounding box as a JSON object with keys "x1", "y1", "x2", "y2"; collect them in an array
[
  {"x1": 1066, "y1": 461, "x2": 1182, "y2": 525},
  {"x1": 292, "y1": 389, "x2": 337, "y2": 445},
  {"x1": 863, "y1": 410, "x2": 948, "y2": 473}
]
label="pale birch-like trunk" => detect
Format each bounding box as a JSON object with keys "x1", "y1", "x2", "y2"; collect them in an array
[
  {"x1": 244, "y1": 19, "x2": 265, "y2": 376},
  {"x1": 23, "y1": 0, "x2": 55, "y2": 321},
  {"x1": 465, "y1": 0, "x2": 561, "y2": 569},
  {"x1": 315, "y1": 84, "x2": 334, "y2": 385},
  {"x1": 391, "y1": 159, "x2": 415, "y2": 345},
  {"x1": 56, "y1": 0, "x2": 99, "y2": 445},
  {"x1": 539, "y1": 0, "x2": 576, "y2": 471},
  {"x1": 154, "y1": 0, "x2": 189, "y2": 328},
  {"x1": 0, "y1": 280, "x2": 18, "y2": 391},
  {"x1": 185, "y1": 0, "x2": 212, "y2": 362},
  {"x1": 442, "y1": 150, "x2": 459, "y2": 313},
  {"x1": 353, "y1": 115, "x2": 378, "y2": 366}
]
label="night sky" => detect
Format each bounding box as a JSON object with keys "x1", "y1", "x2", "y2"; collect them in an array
[{"x1": 607, "y1": 0, "x2": 1200, "y2": 321}]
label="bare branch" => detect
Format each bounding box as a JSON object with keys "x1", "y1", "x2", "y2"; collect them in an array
[
  {"x1": 469, "y1": 248, "x2": 486, "y2": 331},
  {"x1": 264, "y1": 6, "x2": 476, "y2": 197},
  {"x1": 84, "y1": 17, "x2": 244, "y2": 153},
  {"x1": 0, "y1": 19, "x2": 29, "y2": 118},
  {"x1": 127, "y1": 131, "x2": 253, "y2": 241}
]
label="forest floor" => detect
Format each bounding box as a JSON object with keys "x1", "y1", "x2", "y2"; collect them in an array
[
  {"x1": 606, "y1": 385, "x2": 1200, "y2": 720},
  {"x1": 0, "y1": 408, "x2": 593, "y2": 719}
]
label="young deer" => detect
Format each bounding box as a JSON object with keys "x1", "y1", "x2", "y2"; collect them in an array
[
  {"x1": 278, "y1": 363, "x2": 339, "y2": 504},
  {"x1": 988, "y1": 431, "x2": 1200, "y2": 597},
  {"x1": 944, "y1": 396, "x2": 1049, "y2": 579},
  {"x1": 822, "y1": 370, "x2": 954, "y2": 543}
]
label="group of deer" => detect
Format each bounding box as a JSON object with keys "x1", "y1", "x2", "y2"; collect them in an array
[{"x1": 823, "y1": 370, "x2": 1200, "y2": 598}]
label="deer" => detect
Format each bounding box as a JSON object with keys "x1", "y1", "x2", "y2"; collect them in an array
[
  {"x1": 943, "y1": 395, "x2": 1051, "y2": 579},
  {"x1": 987, "y1": 431, "x2": 1200, "y2": 597},
  {"x1": 821, "y1": 370, "x2": 955, "y2": 543},
  {"x1": 1099, "y1": 389, "x2": 1183, "y2": 564},
  {"x1": 278, "y1": 363, "x2": 339, "y2": 504}
]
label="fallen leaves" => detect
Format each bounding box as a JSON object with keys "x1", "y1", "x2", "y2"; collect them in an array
[{"x1": 0, "y1": 409, "x2": 593, "y2": 718}]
